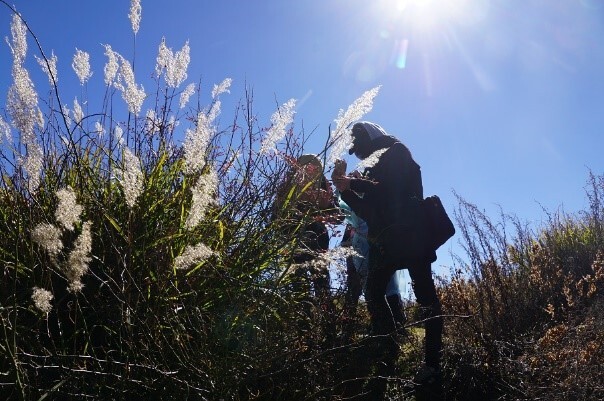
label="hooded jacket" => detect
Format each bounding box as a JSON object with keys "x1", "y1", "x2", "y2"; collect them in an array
[{"x1": 341, "y1": 122, "x2": 434, "y2": 265}]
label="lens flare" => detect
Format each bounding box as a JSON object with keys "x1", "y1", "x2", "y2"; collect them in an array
[{"x1": 395, "y1": 39, "x2": 409, "y2": 69}]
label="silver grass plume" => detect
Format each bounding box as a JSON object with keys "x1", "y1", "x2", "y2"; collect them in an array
[
  {"x1": 185, "y1": 169, "x2": 218, "y2": 229},
  {"x1": 32, "y1": 223, "x2": 63, "y2": 256},
  {"x1": 120, "y1": 147, "x2": 144, "y2": 208},
  {"x1": 55, "y1": 186, "x2": 83, "y2": 231},
  {"x1": 155, "y1": 38, "x2": 190, "y2": 88},
  {"x1": 35, "y1": 51, "x2": 58, "y2": 86},
  {"x1": 179, "y1": 83, "x2": 195, "y2": 109},
  {"x1": 114, "y1": 53, "x2": 146, "y2": 115},
  {"x1": 129, "y1": 0, "x2": 142, "y2": 35},
  {"x1": 66, "y1": 221, "x2": 92, "y2": 292},
  {"x1": 356, "y1": 148, "x2": 388, "y2": 171},
  {"x1": 326, "y1": 86, "x2": 381, "y2": 167},
  {"x1": 0, "y1": 116, "x2": 11, "y2": 144},
  {"x1": 259, "y1": 98, "x2": 297, "y2": 155},
  {"x1": 211, "y1": 78, "x2": 232, "y2": 99},
  {"x1": 182, "y1": 79, "x2": 230, "y2": 173},
  {"x1": 73, "y1": 97, "x2": 83, "y2": 124},
  {"x1": 31, "y1": 287, "x2": 53, "y2": 313},
  {"x1": 103, "y1": 44, "x2": 119, "y2": 86},
  {"x1": 6, "y1": 15, "x2": 44, "y2": 193},
  {"x1": 72, "y1": 49, "x2": 93, "y2": 85},
  {"x1": 174, "y1": 242, "x2": 215, "y2": 270}
]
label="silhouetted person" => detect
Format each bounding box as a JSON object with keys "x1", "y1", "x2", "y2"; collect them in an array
[{"x1": 333, "y1": 121, "x2": 443, "y2": 395}]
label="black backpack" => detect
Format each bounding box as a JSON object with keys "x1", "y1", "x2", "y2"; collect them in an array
[{"x1": 422, "y1": 195, "x2": 455, "y2": 251}]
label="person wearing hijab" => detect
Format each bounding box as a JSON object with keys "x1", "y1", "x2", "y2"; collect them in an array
[{"x1": 333, "y1": 121, "x2": 443, "y2": 390}]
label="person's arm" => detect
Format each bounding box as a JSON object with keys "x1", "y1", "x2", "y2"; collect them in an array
[
  {"x1": 335, "y1": 144, "x2": 409, "y2": 220},
  {"x1": 334, "y1": 146, "x2": 400, "y2": 194}
]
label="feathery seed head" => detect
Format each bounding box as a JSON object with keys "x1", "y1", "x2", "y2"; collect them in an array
[
  {"x1": 174, "y1": 242, "x2": 215, "y2": 270},
  {"x1": 207, "y1": 100, "x2": 221, "y2": 124},
  {"x1": 0, "y1": 116, "x2": 11, "y2": 144},
  {"x1": 260, "y1": 98, "x2": 296, "y2": 155},
  {"x1": 185, "y1": 169, "x2": 218, "y2": 229},
  {"x1": 327, "y1": 86, "x2": 381, "y2": 167},
  {"x1": 120, "y1": 147, "x2": 144, "y2": 208},
  {"x1": 72, "y1": 97, "x2": 83, "y2": 125},
  {"x1": 66, "y1": 221, "x2": 92, "y2": 292},
  {"x1": 72, "y1": 49, "x2": 93, "y2": 85},
  {"x1": 56, "y1": 187, "x2": 83, "y2": 231},
  {"x1": 31, "y1": 287, "x2": 53, "y2": 313},
  {"x1": 179, "y1": 83, "x2": 195, "y2": 109},
  {"x1": 169, "y1": 41, "x2": 190, "y2": 88},
  {"x1": 167, "y1": 115, "x2": 178, "y2": 131},
  {"x1": 114, "y1": 54, "x2": 146, "y2": 115},
  {"x1": 22, "y1": 141, "x2": 43, "y2": 193},
  {"x1": 182, "y1": 78, "x2": 229, "y2": 171},
  {"x1": 6, "y1": 14, "x2": 42, "y2": 142},
  {"x1": 356, "y1": 148, "x2": 388, "y2": 171},
  {"x1": 7, "y1": 64, "x2": 41, "y2": 137},
  {"x1": 155, "y1": 38, "x2": 169, "y2": 78},
  {"x1": 114, "y1": 125, "x2": 125, "y2": 145},
  {"x1": 211, "y1": 78, "x2": 232, "y2": 99},
  {"x1": 103, "y1": 44, "x2": 119, "y2": 86},
  {"x1": 155, "y1": 38, "x2": 190, "y2": 88},
  {"x1": 35, "y1": 51, "x2": 58, "y2": 86},
  {"x1": 7, "y1": 14, "x2": 27, "y2": 63},
  {"x1": 324, "y1": 246, "x2": 360, "y2": 272},
  {"x1": 145, "y1": 109, "x2": 159, "y2": 134},
  {"x1": 32, "y1": 223, "x2": 63, "y2": 256},
  {"x1": 128, "y1": 0, "x2": 142, "y2": 35},
  {"x1": 94, "y1": 121, "x2": 105, "y2": 137},
  {"x1": 184, "y1": 112, "x2": 213, "y2": 174},
  {"x1": 61, "y1": 105, "x2": 72, "y2": 127}
]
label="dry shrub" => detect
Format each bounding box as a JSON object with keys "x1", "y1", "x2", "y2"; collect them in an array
[
  {"x1": 520, "y1": 300, "x2": 604, "y2": 401},
  {"x1": 438, "y1": 181, "x2": 604, "y2": 400}
]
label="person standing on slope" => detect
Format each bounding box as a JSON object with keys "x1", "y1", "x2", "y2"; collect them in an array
[{"x1": 333, "y1": 121, "x2": 443, "y2": 389}]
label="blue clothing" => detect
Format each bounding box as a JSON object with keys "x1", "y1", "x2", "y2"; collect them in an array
[{"x1": 339, "y1": 199, "x2": 403, "y2": 297}]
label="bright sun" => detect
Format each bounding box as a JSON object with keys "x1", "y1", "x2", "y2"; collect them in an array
[{"x1": 390, "y1": 0, "x2": 477, "y2": 31}]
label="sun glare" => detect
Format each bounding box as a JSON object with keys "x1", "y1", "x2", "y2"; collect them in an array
[{"x1": 390, "y1": 0, "x2": 479, "y2": 31}]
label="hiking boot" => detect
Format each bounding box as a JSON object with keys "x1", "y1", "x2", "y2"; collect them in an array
[{"x1": 413, "y1": 364, "x2": 441, "y2": 387}]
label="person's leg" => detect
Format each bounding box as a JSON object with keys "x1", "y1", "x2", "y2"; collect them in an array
[
  {"x1": 408, "y1": 263, "x2": 443, "y2": 370},
  {"x1": 385, "y1": 271, "x2": 406, "y2": 329},
  {"x1": 386, "y1": 294, "x2": 406, "y2": 328},
  {"x1": 365, "y1": 244, "x2": 397, "y2": 335},
  {"x1": 363, "y1": 244, "x2": 400, "y2": 397},
  {"x1": 343, "y1": 255, "x2": 362, "y2": 341}
]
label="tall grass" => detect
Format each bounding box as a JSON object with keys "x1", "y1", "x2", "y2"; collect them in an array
[{"x1": 0, "y1": 3, "x2": 386, "y2": 399}]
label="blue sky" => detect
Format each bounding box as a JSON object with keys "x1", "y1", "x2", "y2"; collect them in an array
[{"x1": 2, "y1": 0, "x2": 604, "y2": 277}]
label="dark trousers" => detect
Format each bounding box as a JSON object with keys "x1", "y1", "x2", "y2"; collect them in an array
[{"x1": 365, "y1": 243, "x2": 443, "y2": 368}]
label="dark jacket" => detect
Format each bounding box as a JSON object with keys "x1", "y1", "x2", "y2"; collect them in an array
[{"x1": 341, "y1": 135, "x2": 434, "y2": 265}]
